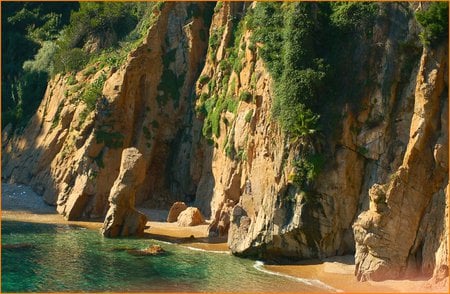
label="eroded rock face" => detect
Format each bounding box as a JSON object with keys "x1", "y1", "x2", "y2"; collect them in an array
[
  {"x1": 208, "y1": 199, "x2": 234, "y2": 237},
  {"x1": 167, "y1": 202, "x2": 188, "y2": 222},
  {"x1": 102, "y1": 148, "x2": 147, "y2": 237},
  {"x1": 1, "y1": 2, "x2": 213, "y2": 220},
  {"x1": 353, "y1": 46, "x2": 448, "y2": 282},
  {"x1": 177, "y1": 207, "x2": 205, "y2": 227}
]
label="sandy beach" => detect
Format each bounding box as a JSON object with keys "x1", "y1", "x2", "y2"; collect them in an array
[
  {"x1": 265, "y1": 257, "x2": 448, "y2": 293},
  {"x1": 2, "y1": 183, "x2": 447, "y2": 293}
]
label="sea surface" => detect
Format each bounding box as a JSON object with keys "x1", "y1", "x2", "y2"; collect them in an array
[{"x1": 2, "y1": 220, "x2": 334, "y2": 292}]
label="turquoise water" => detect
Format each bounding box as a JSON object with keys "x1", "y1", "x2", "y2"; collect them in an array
[{"x1": 2, "y1": 221, "x2": 332, "y2": 292}]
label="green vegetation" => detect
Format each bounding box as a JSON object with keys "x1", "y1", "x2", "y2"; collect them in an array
[
  {"x1": 239, "y1": 91, "x2": 252, "y2": 102},
  {"x1": 79, "y1": 74, "x2": 106, "y2": 125},
  {"x1": 143, "y1": 126, "x2": 152, "y2": 141},
  {"x1": 214, "y1": 2, "x2": 223, "y2": 13},
  {"x1": 198, "y1": 75, "x2": 210, "y2": 86},
  {"x1": 415, "y1": 2, "x2": 449, "y2": 47},
  {"x1": 330, "y1": 2, "x2": 378, "y2": 34},
  {"x1": 248, "y1": 3, "x2": 326, "y2": 140},
  {"x1": 292, "y1": 154, "x2": 325, "y2": 190},
  {"x1": 95, "y1": 129, "x2": 124, "y2": 149},
  {"x1": 2, "y1": 2, "x2": 162, "y2": 130},
  {"x1": 51, "y1": 102, "x2": 64, "y2": 129},
  {"x1": 156, "y1": 48, "x2": 186, "y2": 108},
  {"x1": 245, "y1": 109, "x2": 254, "y2": 123},
  {"x1": 199, "y1": 13, "x2": 246, "y2": 143},
  {"x1": 208, "y1": 26, "x2": 224, "y2": 61},
  {"x1": 66, "y1": 75, "x2": 77, "y2": 86},
  {"x1": 247, "y1": 2, "x2": 378, "y2": 191},
  {"x1": 2, "y1": 2, "x2": 77, "y2": 129}
]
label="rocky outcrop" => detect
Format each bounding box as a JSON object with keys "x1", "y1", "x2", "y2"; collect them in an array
[
  {"x1": 209, "y1": 199, "x2": 234, "y2": 237},
  {"x1": 167, "y1": 202, "x2": 188, "y2": 222},
  {"x1": 177, "y1": 207, "x2": 205, "y2": 227},
  {"x1": 102, "y1": 148, "x2": 147, "y2": 237},
  {"x1": 127, "y1": 244, "x2": 166, "y2": 256},
  {"x1": 353, "y1": 45, "x2": 448, "y2": 281}
]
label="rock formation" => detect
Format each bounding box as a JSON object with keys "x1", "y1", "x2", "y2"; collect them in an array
[
  {"x1": 127, "y1": 245, "x2": 166, "y2": 256},
  {"x1": 2, "y1": 1, "x2": 447, "y2": 286},
  {"x1": 167, "y1": 202, "x2": 188, "y2": 222},
  {"x1": 177, "y1": 207, "x2": 205, "y2": 227},
  {"x1": 102, "y1": 147, "x2": 147, "y2": 237},
  {"x1": 353, "y1": 45, "x2": 448, "y2": 281}
]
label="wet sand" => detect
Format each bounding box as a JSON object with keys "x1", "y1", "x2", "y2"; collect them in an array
[{"x1": 2, "y1": 183, "x2": 447, "y2": 293}]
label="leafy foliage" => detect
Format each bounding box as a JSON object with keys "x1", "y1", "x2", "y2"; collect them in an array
[
  {"x1": 95, "y1": 129, "x2": 124, "y2": 149},
  {"x1": 79, "y1": 74, "x2": 106, "y2": 125},
  {"x1": 2, "y1": 2, "x2": 77, "y2": 129},
  {"x1": 250, "y1": 3, "x2": 327, "y2": 140},
  {"x1": 292, "y1": 154, "x2": 326, "y2": 190},
  {"x1": 330, "y1": 2, "x2": 378, "y2": 34},
  {"x1": 415, "y1": 2, "x2": 449, "y2": 47}
]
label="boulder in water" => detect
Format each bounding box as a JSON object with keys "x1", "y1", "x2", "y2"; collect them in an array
[{"x1": 127, "y1": 244, "x2": 166, "y2": 256}]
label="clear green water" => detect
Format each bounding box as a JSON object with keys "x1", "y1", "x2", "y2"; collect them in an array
[{"x1": 2, "y1": 221, "x2": 332, "y2": 292}]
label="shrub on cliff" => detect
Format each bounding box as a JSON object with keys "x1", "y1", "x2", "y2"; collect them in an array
[
  {"x1": 416, "y1": 2, "x2": 449, "y2": 47},
  {"x1": 250, "y1": 2, "x2": 327, "y2": 141}
]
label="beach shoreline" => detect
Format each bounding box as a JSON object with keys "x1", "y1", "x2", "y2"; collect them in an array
[{"x1": 2, "y1": 183, "x2": 447, "y2": 293}]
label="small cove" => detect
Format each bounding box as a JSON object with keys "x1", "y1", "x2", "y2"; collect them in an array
[{"x1": 2, "y1": 220, "x2": 334, "y2": 292}]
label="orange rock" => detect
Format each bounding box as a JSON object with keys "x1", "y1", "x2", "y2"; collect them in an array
[
  {"x1": 177, "y1": 207, "x2": 205, "y2": 227},
  {"x1": 167, "y1": 202, "x2": 188, "y2": 222}
]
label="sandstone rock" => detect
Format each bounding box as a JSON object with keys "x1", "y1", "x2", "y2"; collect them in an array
[
  {"x1": 177, "y1": 207, "x2": 205, "y2": 227},
  {"x1": 208, "y1": 199, "x2": 234, "y2": 237},
  {"x1": 353, "y1": 45, "x2": 448, "y2": 282},
  {"x1": 102, "y1": 148, "x2": 148, "y2": 237},
  {"x1": 167, "y1": 202, "x2": 188, "y2": 222}
]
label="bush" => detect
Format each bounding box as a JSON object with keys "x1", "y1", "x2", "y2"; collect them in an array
[
  {"x1": 224, "y1": 97, "x2": 238, "y2": 114},
  {"x1": 23, "y1": 41, "x2": 57, "y2": 74},
  {"x1": 292, "y1": 153, "x2": 325, "y2": 190},
  {"x1": 63, "y1": 2, "x2": 138, "y2": 50},
  {"x1": 66, "y1": 75, "x2": 77, "y2": 85},
  {"x1": 79, "y1": 74, "x2": 106, "y2": 124},
  {"x1": 239, "y1": 91, "x2": 252, "y2": 102},
  {"x1": 95, "y1": 129, "x2": 124, "y2": 149},
  {"x1": 198, "y1": 75, "x2": 210, "y2": 85},
  {"x1": 416, "y1": 2, "x2": 449, "y2": 47},
  {"x1": 330, "y1": 2, "x2": 378, "y2": 34},
  {"x1": 53, "y1": 47, "x2": 87, "y2": 74}
]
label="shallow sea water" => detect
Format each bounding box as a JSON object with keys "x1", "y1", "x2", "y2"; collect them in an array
[{"x1": 2, "y1": 221, "x2": 334, "y2": 292}]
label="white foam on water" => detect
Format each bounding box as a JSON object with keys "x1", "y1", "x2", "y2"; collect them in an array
[
  {"x1": 157, "y1": 240, "x2": 175, "y2": 245},
  {"x1": 253, "y1": 260, "x2": 343, "y2": 292},
  {"x1": 182, "y1": 245, "x2": 230, "y2": 254}
]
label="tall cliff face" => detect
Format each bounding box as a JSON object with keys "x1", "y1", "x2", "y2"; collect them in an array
[
  {"x1": 2, "y1": 2, "x2": 214, "y2": 220},
  {"x1": 2, "y1": 2, "x2": 447, "y2": 284}
]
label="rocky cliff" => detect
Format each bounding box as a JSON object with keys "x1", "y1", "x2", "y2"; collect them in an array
[{"x1": 2, "y1": 1, "x2": 448, "y2": 285}]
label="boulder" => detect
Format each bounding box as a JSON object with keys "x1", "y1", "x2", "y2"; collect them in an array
[
  {"x1": 127, "y1": 244, "x2": 166, "y2": 256},
  {"x1": 102, "y1": 148, "x2": 148, "y2": 237},
  {"x1": 177, "y1": 207, "x2": 205, "y2": 226},
  {"x1": 167, "y1": 202, "x2": 188, "y2": 222}
]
